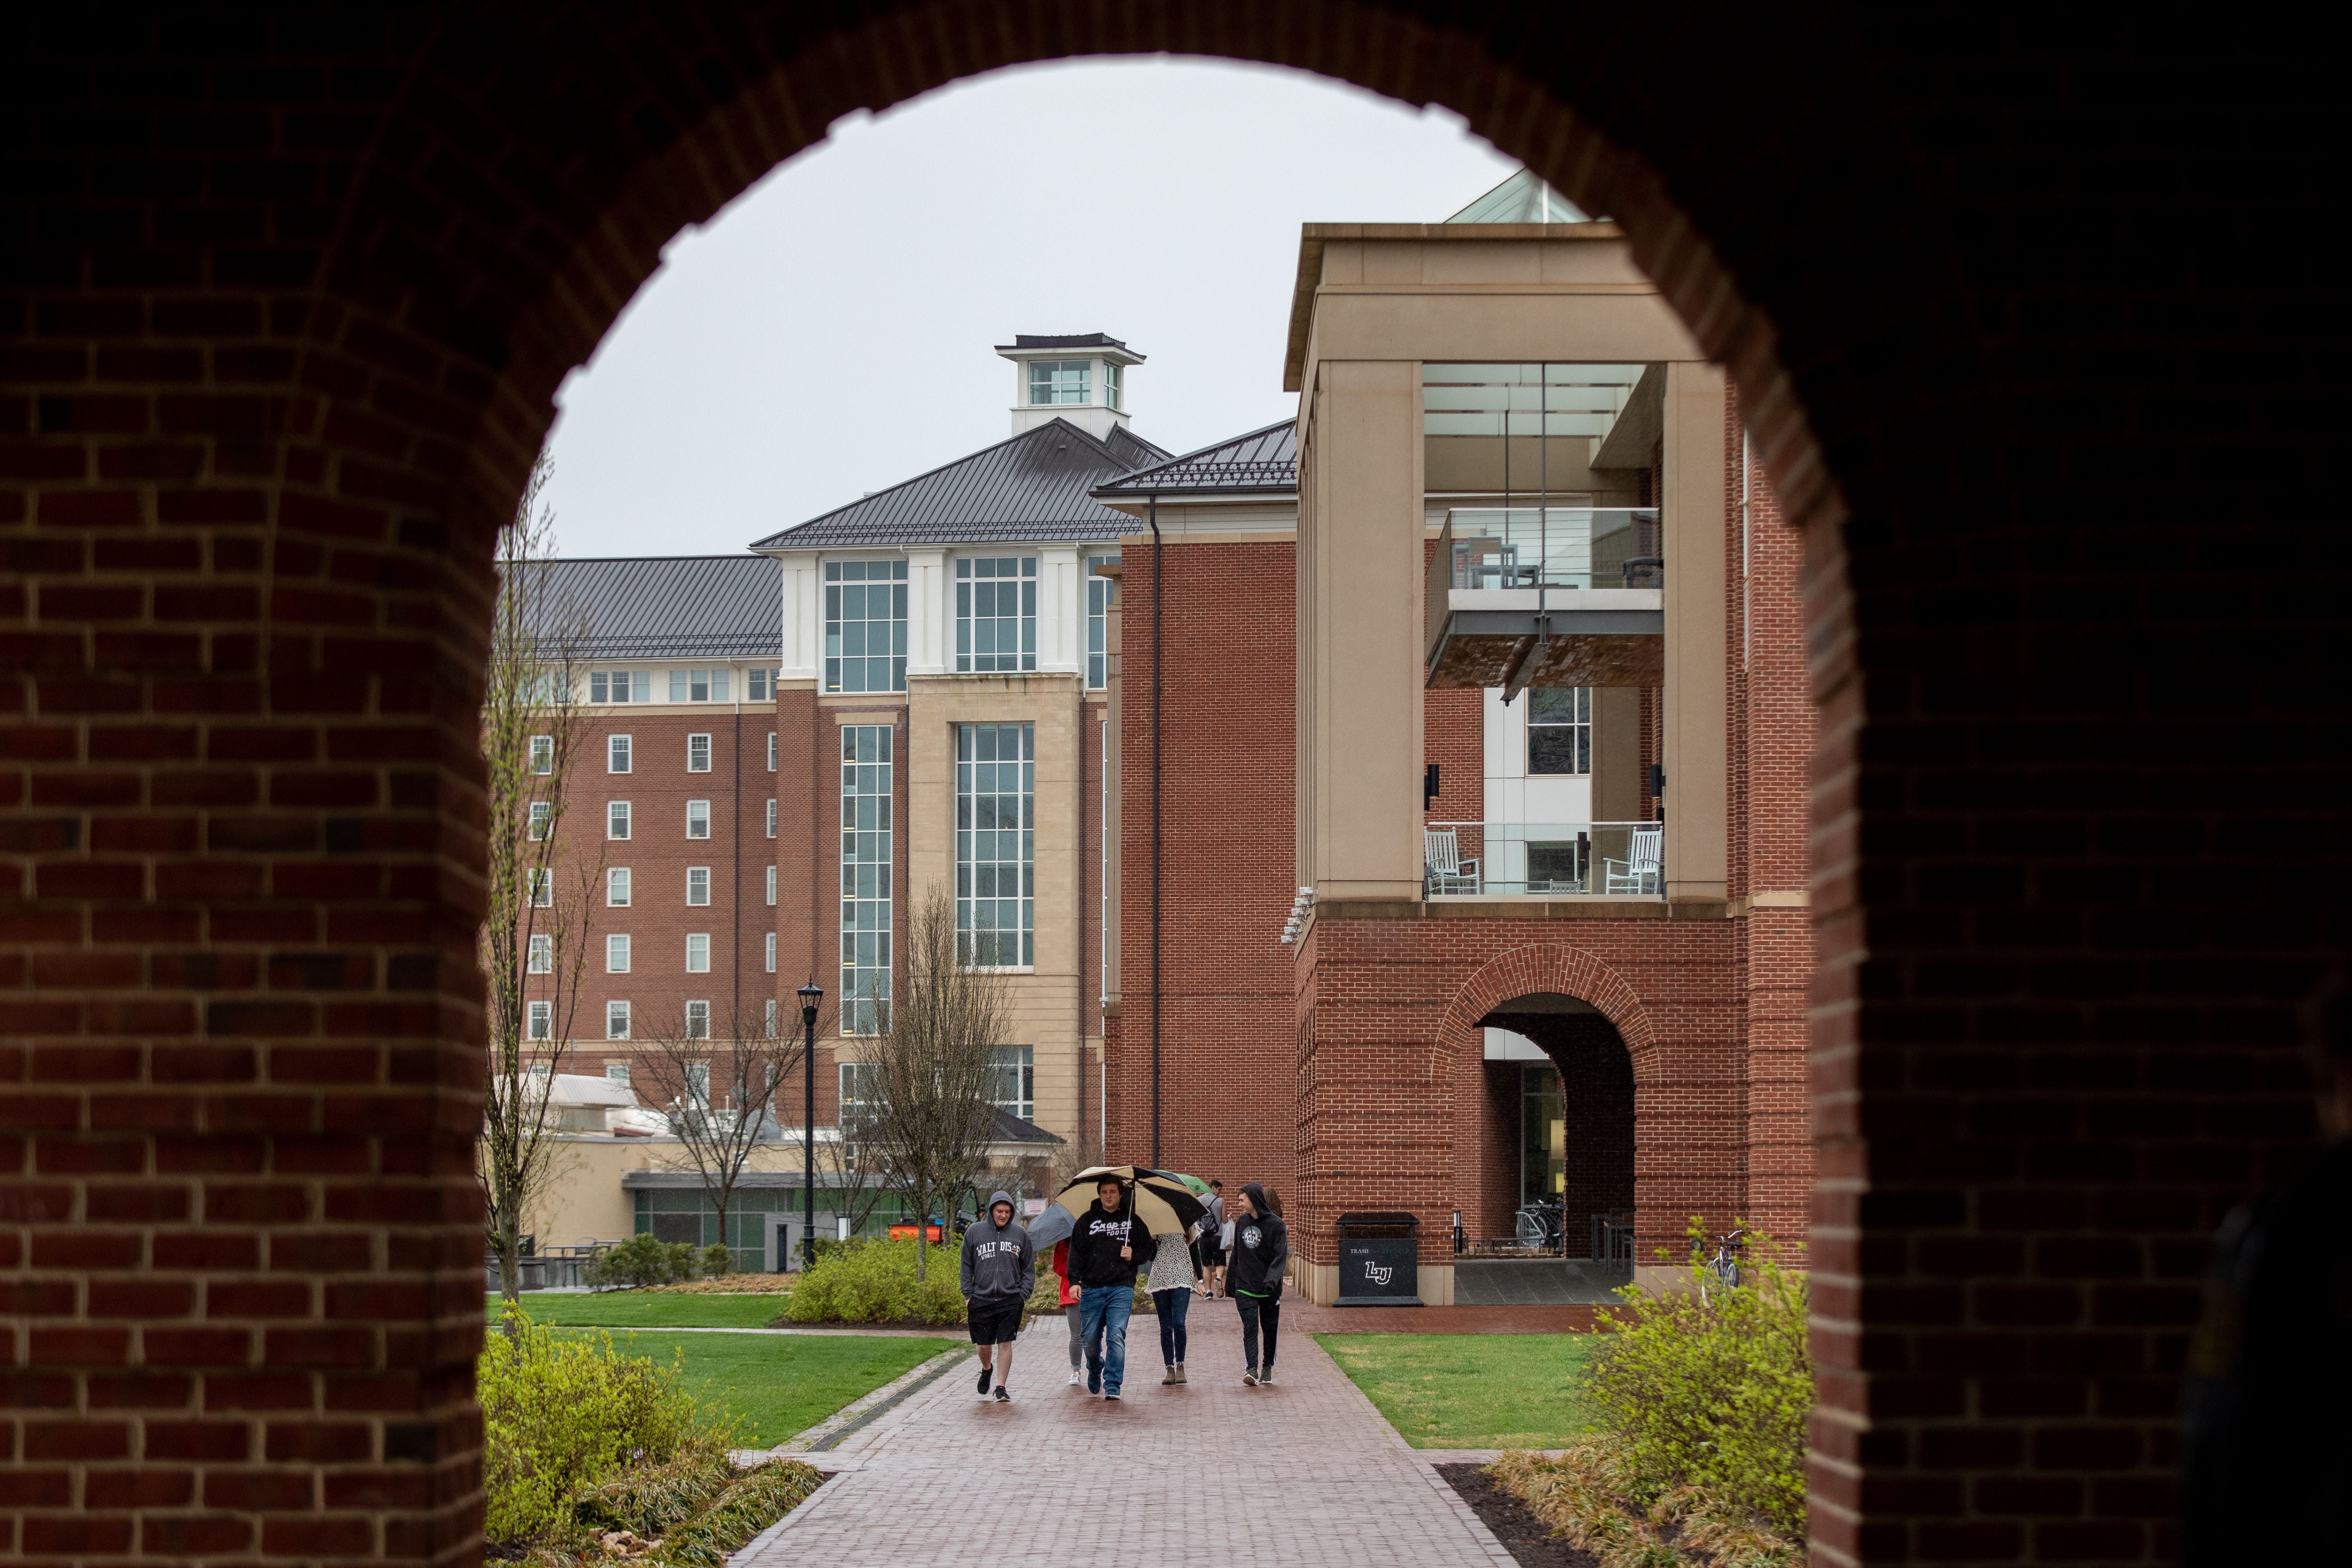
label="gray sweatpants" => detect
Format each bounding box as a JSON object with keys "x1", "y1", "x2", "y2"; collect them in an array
[{"x1": 1066, "y1": 1304, "x2": 1083, "y2": 1367}]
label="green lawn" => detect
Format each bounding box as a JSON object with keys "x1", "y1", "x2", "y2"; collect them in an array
[
  {"x1": 486, "y1": 1292, "x2": 789, "y2": 1329},
  {"x1": 541, "y1": 1329, "x2": 963, "y2": 1448},
  {"x1": 1316, "y1": 1332, "x2": 1594, "y2": 1450}
]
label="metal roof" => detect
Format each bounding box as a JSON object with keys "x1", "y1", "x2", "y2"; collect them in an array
[
  {"x1": 993, "y1": 332, "x2": 1135, "y2": 354},
  {"x1": 751, "y1": 418, "x2": 1172, "y2": 551},
  {"x1": 1093, "y1": 419, "x2": 1298, "y2": 497},
  {"x1": 528, "y1": 555, "x2": 778, "y2": 658}
]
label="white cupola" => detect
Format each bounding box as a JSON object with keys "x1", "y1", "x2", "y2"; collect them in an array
[{"x1": 995, "y1": 333, "x2": 1144, "y2": 442}]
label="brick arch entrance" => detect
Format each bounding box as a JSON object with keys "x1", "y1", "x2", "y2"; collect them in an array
[
  {"x1": 8, "y1": 12, "x2": 2336, "y2": 1568},
  {"x1": 1436, "y1": 943, "x2": 1661, "y2": 1074}
]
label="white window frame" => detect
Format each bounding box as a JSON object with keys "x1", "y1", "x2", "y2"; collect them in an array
[
  {"x1": 527, "y1": 934, "x2": 552, "y2": 974},
  {"x1": 685, "y1": 933, "x2": 710, "y2": 973},
  {"x1": 605, "y1": 1061, "x2": 630, "y2": 1085},
  {"x1": 1527, "y1": 687, "x2": 1593, "y2": 777},
  {"x1": 766, "y1": 798, "x2": 777, "y2": 838},
  {"x1": 607, "y1": 867, "x2": 631, "y2": 907},
  {"x1": 528, "y1": 869, "x2": 552, "y2": 908},
  {"x1": 747, "y1": 668, "x2": 771, "y2": 702},
  {"x1": 685, "y1": 1005, "x2": 710, "y2": 1044},
  {"x1": 955, "y1": 722, "x2": 1032, "y2": 968},
  {"x1": 765, "y1": 865, "x2": 777, "y2": 907},
  {"x1": 687, "y1": 733, "x2": 711, "y2": 773},
  {"x1": 527, "y1": 1000, "x2": 553, "y2": 1040},
  {"x1": 686, "y1": 866, "x2": 711, "y2": 907},
  {"x1": 955, "y1": 556, "x2": 1038, "y2": 674},
  {"x1": 1027, "y1": 359, "x2": 1089, "y2": 405},
  {"x1": 528, "y1": 735, "x2": 553, "y2": 775},
  {"x1": 764, "y1": 999, "x2": 778, "y2": 1039},
  {"x1": 527, "y1": 800, "x2": 551, "y2": 841},
  {"x1": 823, "y1": 559, "x2": 908, "y2": 695},
  {"x1": 767, "y1": 731, "x2": 777, "y2": 771},
  {"x1": 608, "y1": 734, "x2": 632, "y2": 773},
  {"x1": 764, "y1": 932, "x2": 776, "y2": 973},
  {"x1": 607, "y1": 800, "x2": 630, "y2": 840},
  {"x1": 1086, "y1": 554, "x2": 1119, "y2": 689},
  {"x1": 606, "y1": 1000, "x2": 631, "y2": 1040},
  {"x1": 685, "y1": 800, "x2": 710, "y2": 839},
  {"x1": 606, "y1": 934, "x2": 630, "y2": 974},
  {"x1": 987, "y1": 1044, "x2": 1035, "y2": 1123}
]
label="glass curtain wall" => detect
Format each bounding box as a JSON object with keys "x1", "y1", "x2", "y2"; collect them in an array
[
  {"x1": 824, "y1": 560, "x2": 908, "y2": 693},
  {"x1": 956, "y1": 723, "x2": 1034, "y2": 967},
  {"x1": 840, "y1": 725, "x2": 893, "y2": 1034}
]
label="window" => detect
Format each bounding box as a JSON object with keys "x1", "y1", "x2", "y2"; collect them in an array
[
  {"x1": 1103, "y1": 361, "x2": 1123, "y2": 411},
  {"x1": 527, "y1": 1000, "x2": 552, "y2": 1040},
  {"x1": 607, "y1": 867, "x2": 631, "y2": 907},
  {"x1": 1086, "y1": 554, "x2": 1119, "y2": 689},
  {"x1": 527, "y1": 934, "x2": 552, "y2": 974},
  {"x1": 607, "y1": 800, "x2": 630, "y2": 840},
  {"x1": 687, "y1": 733, "x2": 711, "y2": 772},
  {"x1": 987, "y1": 1045, "x2": 1035, "y2": 1123},
  {"x1": 839, "y1": 1061, "x2": 879, "y2": 1120},
  {"x1": 607, "y1": 1000, "x2": 631, "y2": 1040},
  {"x1": 668, "y1": 669, "x2": 730, "y2": 702},
  {"x1": 685, "y1": 933, "x2": 710, "y2": 973},
  {"x1": 765, "y1": 865, "x2": 777, "y2": 906},
  {"x1": 609, "y1": 734, "x2": 632, "y2": 773},
  {"x1": 955, "y1": 723, "x2": 1033, "y2": 967},
  {"x1": 841, "y1": 725, "x2": 894, "y2": 1033},
  {"x1": 529, "y1": 735, "x2": 553, "y2": 774},
  {"x1": 606, "y1": 934, "x2": 630, "y2": 973},
  {"x1": 766, "y1": 731, "x2": 777, "y2": 771},
  {"x1": 764, "y1": 998, "x2": 778, "y2": 1039},
  {"x1": 747, "y1": 668, "x2": 772, "y2": 702},
  {"x1": 1528, "y1": 687, "x2": 1592, "y2": 776},
  {"x1": 605, "y1": 1061, "x2": 630, "y2": 1085},
  {"x1": 764, "y1": 932, "x2": 777, "y2": 973},
  {"x1": 686, "y1": 867, "x2": 710, "y2": 906},
  {"x1": 824, "y1": 560, "x2": 908, "y2": 694},
  {"x1": 765, "y1": 798, "x2": 777, "y2": 838},
  {"x1": 686, "y1": 800, "x2": 709, "y2": 839},
  {"x1": 1027, "y1": 359, "x2": 1089, "y2": 405},
  {"x1": 685, "y1": 1005, "x2": 709, "y2": 1044},
  {"x1": 526, "y1": 800, "x2": 551, "y2": 841},
  {"x1": 528, "y1": 869, "x2": 552, "y2": 907},
  {"x1": 591, "y1": 670, "x2": 651, "y2": 704},
  {"x1": 955, "y1": 556, "x2": 1036, "y2": 674}
]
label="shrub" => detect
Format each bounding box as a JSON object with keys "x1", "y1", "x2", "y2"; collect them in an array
[
  {"x1": 582, "y1": 1233, "x2": 741, "y2": 1290},
  {"x1": 783, "y1": 1237, "x2": 966, "y2": 1325},
  {"x1": 696, "y1": 1243, "x2": 735, "y2": 1280},
  {"x1": 1575, "y1": 1219, "x2": 1812, "y2": 1538},
  {"x1": 479, "y1": 1307, "x2": 695, "y2": 1548}
]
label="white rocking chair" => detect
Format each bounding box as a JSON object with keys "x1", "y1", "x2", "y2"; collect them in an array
[
  {"x1": 1603, "y1": 825, "x2": 1663, "y2": 895},
  {"x1": 1424, "y1": 829, "x2": 1481, "y2": 895}
]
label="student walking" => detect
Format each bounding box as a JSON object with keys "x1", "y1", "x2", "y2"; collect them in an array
[
  {"x1": 1196, "y1": 1180, "x2": 1227, "y2": 1298},
  {"x1": 1068, "y1": 1174, "x2": 1155, "y2": 1401},
  {"x1": 1229, "y1": 1182, "x2": 1288, "y2": 1386},
  {"x1": 1147, "y1": 1215, "x2": 1202, "y2": 1383},
  {"x1": 1050, "y1": 1238, "x2": 1084, "y2": 1385},
  {"x1": 958, "y1": 1189, "x2": 1035, "y2": 1402}
]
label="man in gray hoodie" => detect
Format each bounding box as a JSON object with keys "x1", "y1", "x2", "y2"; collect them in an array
[{"x1": 959, "y1": 1189, "x2": 1035, "y2": 1402}]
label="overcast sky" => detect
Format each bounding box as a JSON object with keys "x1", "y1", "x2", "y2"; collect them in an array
[{"x1": 540, "y1": 57, "x2": 1520, "y2": 558}]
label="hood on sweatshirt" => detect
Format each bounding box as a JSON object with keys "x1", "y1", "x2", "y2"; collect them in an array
[
  {"x1": 987, "y1": 1189, "x2": 1016, "y2": 1227},
  {"x1": 1240, "y1": 1182, "x2": 1271, "y2": 1218}
]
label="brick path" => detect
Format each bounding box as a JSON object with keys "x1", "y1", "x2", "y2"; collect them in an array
[{"x1": 743, "y1": 1303, "x2": 1517, "y2": 1567}]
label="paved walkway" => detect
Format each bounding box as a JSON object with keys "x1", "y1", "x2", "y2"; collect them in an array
[{"x1": 743, "y1": 1304, "x2": 1518, "y2": 1568}]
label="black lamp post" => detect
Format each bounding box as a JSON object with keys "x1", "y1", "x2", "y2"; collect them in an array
[{"x1": 798, "y1": 979, "x2": 823, "y2": 1269}]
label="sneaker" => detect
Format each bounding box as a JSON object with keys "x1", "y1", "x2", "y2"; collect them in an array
[
  {"x1": 1242, "y1": 1366, "x2": 1259, "y2": 1387},
  {"x1": 1260, "y1": 1367, "x2": 1275, "y2": 1385},
  {"x1": 1087, "y1": 1375, "x2": 1101, "y2": 1396},
  {"x1": 1104, "y1": 1390, "x2": 1122, "y2": 1402},
  {"x1": 994, "y1": 1386, "x2": 1010, "y2": 1403},
  {"x1": 977, "y1": 1365, "x2": 993, "y2": 1398},
  {"x1": 1068, "y1": 1368, "x2": 1084, "y2": 1387}
]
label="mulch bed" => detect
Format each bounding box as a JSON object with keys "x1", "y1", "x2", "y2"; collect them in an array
[{"x1": 1437, "y1": 1463, "x2": 1598, "y2": 1568}]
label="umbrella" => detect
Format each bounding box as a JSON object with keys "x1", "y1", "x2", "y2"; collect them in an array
[
  {"x1": 1048, "y1": 1165, "x2": 1210, "y2": 1239},
  {"x1": 1025, "y1": 1203, "x2": 1074, "y2": 1250}
]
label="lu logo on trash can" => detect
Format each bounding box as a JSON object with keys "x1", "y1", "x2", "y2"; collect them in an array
[{"x1": 1363, "y1": 1262, "x2": 1393, "y2": 1285}]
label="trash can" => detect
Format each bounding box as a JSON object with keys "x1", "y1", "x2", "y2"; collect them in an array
[{"x1": 1336, "y1": 1212, "x2": 1422, "y2": 1306}]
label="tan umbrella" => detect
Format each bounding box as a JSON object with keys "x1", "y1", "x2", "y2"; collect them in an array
[{"x1": 1049, "y1": 1165, "x2": 1209, "y2": 1239}]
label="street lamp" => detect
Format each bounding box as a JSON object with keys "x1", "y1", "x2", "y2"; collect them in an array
[{"x1": 798, "y1": 980, "x2": 823, "y2": 1270}]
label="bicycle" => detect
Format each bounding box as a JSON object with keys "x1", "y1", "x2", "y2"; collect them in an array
[
  {"x1": 1700, "y1": 1227, "x2": 1747, "y2": 1304},
  {"x1": 1513, "y1": 1201, "x2": 1565, "y2": 1253}
]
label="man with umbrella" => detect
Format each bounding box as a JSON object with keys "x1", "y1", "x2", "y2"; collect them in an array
[{"x1": 1067, "y1": 1173, "x2": 1156, "y2": 1401}]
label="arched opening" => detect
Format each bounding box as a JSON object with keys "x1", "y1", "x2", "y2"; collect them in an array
[{"x1": 1470, "y1": 992, "x2": 1637, "y2": 1304}]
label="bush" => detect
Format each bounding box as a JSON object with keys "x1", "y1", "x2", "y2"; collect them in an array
[
  {"x1": 582, "y1": 1233, "x2": 740, "y2": 1291},
  {"x1": 783, "y1": 1238, "x2": 966, "y2": 1325},
  {"x1": 479, "y1": 1307, "x2": 696, "y2": 1548},
  {"x1": 577, "y1": 1440, "x2": 823, "y2": 1568},
  {"x1": 1574, "y1": 1219, "x2": 1812, "y2": 1538}
]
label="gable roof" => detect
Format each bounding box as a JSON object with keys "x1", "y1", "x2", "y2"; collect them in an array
[
  {"x1": 750, "y1": 418, "x2": 1171, "y2": 551},
  {"x1": 1092, "y1": 418, "x2": 1298, "y2": 498},
  {"x1": 529, "y1": 555, "x2": 779, "y2": 658}
]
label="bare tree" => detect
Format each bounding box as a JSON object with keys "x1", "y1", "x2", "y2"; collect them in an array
[
  {"x1": 856, "y1": 885, "x2": 1013, "y2": 1282},
  {"x1": 630, "y1": 1000, "x2": 816, "y2": 1273},
  {"x1": 811, "y1": 1081, "x2": 893, "y2": 1242},
  {"x1": 479, "y1": 455, "x2": 602, "y2": 1325}
]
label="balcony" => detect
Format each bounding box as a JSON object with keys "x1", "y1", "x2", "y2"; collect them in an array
[
  {"x1": 1423, "y1": 821, "x2": 1663, "y2": 898},
  {"x1": 1425, "y1": 508, "x2": 1663, "y2": 690}
]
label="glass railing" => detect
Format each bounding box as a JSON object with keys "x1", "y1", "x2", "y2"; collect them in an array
[
  {"x1": 1423, "y1": 821, "x2": 1663, "y2": 898},
  {"x1": 1442, "y1": 508, "x2": 1662, "y2": 591}
]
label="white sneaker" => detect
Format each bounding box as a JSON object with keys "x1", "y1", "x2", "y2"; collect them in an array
[{"x1": 1068, "y1": 1368, "x2": 1083, "y2": 1386}]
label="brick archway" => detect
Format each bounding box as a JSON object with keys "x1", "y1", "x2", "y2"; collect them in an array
[
  {"x1": 1436, "y1": 942, "x2": 1660, "y2": 1078},
  {"x1": 8, "y1": 10, "x2": 2337, "y2": 1568}
]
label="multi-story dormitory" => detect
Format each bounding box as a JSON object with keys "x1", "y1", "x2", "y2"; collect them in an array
[{"x1": 520, "y1": 175, "x2": 1815, "y2": 1300}]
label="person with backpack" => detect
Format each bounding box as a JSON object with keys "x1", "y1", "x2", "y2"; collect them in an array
[
  {"x1": 1067, "y1": 1174, "x2": 1155, "y2": 1401},
  {"x1": 957, "y1": 1189, "x2": 1034, "y2": 1403},
  {"x1": 1196, "y1": 1180, "x2": 1227, "y2": 1298},
  {"x1": 1228, "y1": 1182, "x2": 1288, "y2": 1386}
]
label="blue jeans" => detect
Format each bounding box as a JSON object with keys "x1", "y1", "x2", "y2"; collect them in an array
[
  {"x1": 1152, "y1": 1285, "x2": 1190, "y2": 1365},
  {"x1": 1079, "y1": 1284, "x2": 1133, "y2": 1395}
]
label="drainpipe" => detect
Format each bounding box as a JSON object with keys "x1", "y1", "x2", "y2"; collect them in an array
[
  {"x1": 731, "y1": 697, "x2": 741, "y2": 1031},
  {"x1": 1076, "y1": 662, "x2": 1087, "y2": 1166},
  {"x1": 1150, "y1": 494, "x2": 1163, "y2": 1170}
]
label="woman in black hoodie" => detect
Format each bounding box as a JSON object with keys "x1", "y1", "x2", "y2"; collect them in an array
[{"x1": 1227, "y1": 1183, "x2": 1288, "y2": 1385}]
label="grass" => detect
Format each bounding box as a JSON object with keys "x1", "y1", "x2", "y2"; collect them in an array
[
  {"x1": 485, "y1": 1292, "x2": 789, "y2": 1329},
  {"x1": 1315, "y1": 1332, "x2": 1595, "y2": 1450},
  {"x1": 528, "y1": 1327, "x2": 962, "y2": 1448}
]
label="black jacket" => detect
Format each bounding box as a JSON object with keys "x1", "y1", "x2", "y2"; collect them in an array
[
  {"x1": 1067, "y1": 1197, "x2": 1157, "y2": 1288},
  {"x1": 1227, "y1": 1203, "x2": 1289, "y2": 1300}
]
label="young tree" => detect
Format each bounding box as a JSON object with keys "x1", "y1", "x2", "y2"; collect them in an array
[
  {"x1": 630, "y1": 1000, "x2": 815, "y2": 1273},
  {"x1": 478, "y1": 457, "x2": 601, "y2": 1325},
  {"x1": 855, "y1": 885, "x2": 1013, "y2": 1282}
]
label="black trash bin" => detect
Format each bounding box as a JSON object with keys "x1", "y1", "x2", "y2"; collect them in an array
[{"x1": 1336, "y1": 1212, "x2": 1422, "y2": 1306}]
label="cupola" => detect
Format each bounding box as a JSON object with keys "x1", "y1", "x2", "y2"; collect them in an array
[{"x1": 995, "y1": 333, "x2": 1144, "y2": 442}]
